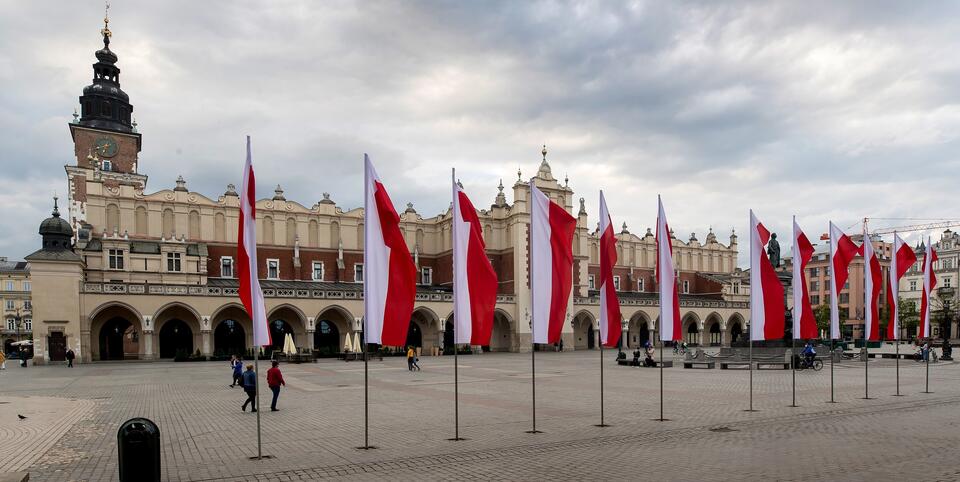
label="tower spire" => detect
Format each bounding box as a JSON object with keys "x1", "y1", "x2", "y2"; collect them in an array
[
  {"x1": 77, "y1": 1, "x2": 134, "y2": 133},
  {"x1": 101, "y1": 2, "x2": 112, "y2": 49}
]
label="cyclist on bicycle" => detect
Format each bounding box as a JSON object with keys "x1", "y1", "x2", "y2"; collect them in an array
[{"x1": 802, "y1": 342, "x2": 816, "y2": 367}]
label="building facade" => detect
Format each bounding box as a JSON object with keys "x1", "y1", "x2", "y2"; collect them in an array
[
  {"x1": 900, "y1": 230, "x2": 959, "y2": 340},
  {"x1": 1, "y1": 259, "x2": 32, "y2": 354},
  {"x1": 25, "y1": 22, "x2": 749, "y2": 364}
]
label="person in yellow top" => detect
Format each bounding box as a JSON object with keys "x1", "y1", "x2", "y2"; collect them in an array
[
  {"x1": 0, "y1": 350, "x2": 6, "y2": 370},
  {"x1": 406, "y1": 346, "x2": 415, "y2": 371}
]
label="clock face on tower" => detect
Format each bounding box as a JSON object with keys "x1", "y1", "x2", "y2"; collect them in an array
[{"x1": 94, "y1": 136, "x2": 119, "y2": 157}]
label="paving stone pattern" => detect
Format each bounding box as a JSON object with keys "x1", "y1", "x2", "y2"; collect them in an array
[{"x1": 1, "y1": 352, "x2": 959, "y2": 481}]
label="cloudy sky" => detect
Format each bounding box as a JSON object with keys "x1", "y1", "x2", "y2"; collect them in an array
[{"x1": 1, "y1": 0, "x2": 959, "y2": 264}]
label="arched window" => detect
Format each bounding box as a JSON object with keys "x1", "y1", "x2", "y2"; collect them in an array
[
  {"x1": 188, "y1": 210, "x2": 200, "y2": 240},
  {"x1": 286, "y1": 217, "x2": 297, "y2": 246},
  {"x1": 134, "y1": 206, "x2": 147, "y2": 236},
  {"x1": 105, "y1": 203, "x2": 120, "y2": 235},
  {"x1": 330, "y1": 221, "x2": 340, "y2": 248},
  {"x1": 162, "y1": 208, "x2": 175, "y2": 238},
  {"x1": 214, "y1": 213, "x2": 226, "y2": 241},
  {"x1": 308, "y1": 219, "x2": 318, "y2": 247},
  {"x1": 263, "y1": 216, "x2": 274, "y2": 245}
]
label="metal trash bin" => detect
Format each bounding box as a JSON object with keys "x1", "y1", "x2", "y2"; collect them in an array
[{"x1": 117, "y1": 417, "x2": 161, "y2": 482}]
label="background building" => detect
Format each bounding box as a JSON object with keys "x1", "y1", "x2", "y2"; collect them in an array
[
  {"x1": 1, "y1": 258, "x2": 32, "y2": 355},
  {"x1": 25, "y1": 22, "x2": 749, "y2": 364},
  {"x1": 900, "y1": 230, "x2": 959, "y2": 340}
]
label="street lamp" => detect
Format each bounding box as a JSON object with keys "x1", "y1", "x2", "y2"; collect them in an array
[{"x1": 13, "y1": 308, "x2": 22, "y2": 342}]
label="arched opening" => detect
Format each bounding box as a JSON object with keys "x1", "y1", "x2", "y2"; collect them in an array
[
  {"x1": 639, "y1": 322, "x2": 650, "y2": 347},
  {"x1": 573, "y1": 313, "x2": 596, "y2": 350},
  {"x1": 269, "y1": 319, "x2": 295, "y2": 355},
  {"x1": 685, "y1": 321, "x2": 699, "y2": 346},
  {"x1": 709, "y1": 322, "x2": 722, "y2": 346},
  {"x1": 214, "y1": 319, "x2": 246, "y2": 357},
  {"x1": 731, "y1": 321, "x2": 744, "y2": 344},
  {"x1": 99, "y1": 317, "x2": 135, "y2": 360},
  {"x1": 4, "y1": 338, "x2": 15, "y2": 355},
  {"x1": 314, "y1": 320, "x2": 340, "y2": 355},
  {"x1": 406, "y1": 321, "x2": 423, "y2": 348},
  {"x1": 484, "y1": 311, "x2": 513, "y2": 352},
  {"x1": 159, "y1": 319, "x2": 194, "y2": 358},
  {"x1": 444, "y1": 318, "x2": 454, "y2": 354}
]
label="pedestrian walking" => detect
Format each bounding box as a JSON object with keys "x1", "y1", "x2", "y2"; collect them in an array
[
  {"x1": 412, "y1": 353, "x2": 421, "y2": 371},
  {"x1": 0, "y1": 351, "x2": 6, "y2": 370},
  {"x1": 406, "y1": 346, "x2": 415, "y2": 371},
  {"x1": 240, "y1": 364, "x2": 257, "y2": 412},
  {"x1": 230, "y1": 355, "x2": 243, "y2": 387},
  {"x1": 65, "y1": 348, "x2": 75, "y2": 367},
  {"x1": 19, "y1": 347, "x2": 27, "y2": 367},
  {"x1": 267, "y1": 360, "x2": 286, "y2": 411}
]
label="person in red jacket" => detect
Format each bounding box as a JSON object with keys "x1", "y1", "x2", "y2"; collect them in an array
[{"x1": 266, "y1": 360, "x2": 286, "y2": 411}]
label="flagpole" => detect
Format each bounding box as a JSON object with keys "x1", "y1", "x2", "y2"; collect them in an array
[
  {"x1": 254, "y1": 346, "x2": 262, "y2": 459},
  {"x1": 923, "y1": 340, "x2": 932, "y2": 394},
  {"x1": 656, "y1": 340, "x2": 665, "y2": 421},
  {"x1": 790, "y1": 337, "x2": 797, "y2": 407},
  {"x1": 746, "y1": 336, "x2": 756, "y2": 412},
  {"x1": 863, "y1": 338, "x2": 871, "y2": 400},
  {"x1": 358, "y1": 332, "x2": 374, "y2": 449},
  {"x1": 828, "y1": 338, "x2": 837, "y2": 403},
  {"x1": 894, "y1": 340, "x2": 902, "y2": 396},
  {"x1": 527, "y1": 343, "x2": 540, "y2": 433},
  {"x1": 596, "y1": 343, "x2": 608, "y2": 427},
  {"x1": 451, "y1": 344, "x2": 463, "y2": 440}
]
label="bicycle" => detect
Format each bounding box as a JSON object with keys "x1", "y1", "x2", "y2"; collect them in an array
[{"x1": 796, "y1": 356, "x2": 823, "y2": 371}]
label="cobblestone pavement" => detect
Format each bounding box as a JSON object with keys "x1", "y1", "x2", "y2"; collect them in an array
[{"x1": 2, "y1": 352, "x2": 959, "y2": 481}]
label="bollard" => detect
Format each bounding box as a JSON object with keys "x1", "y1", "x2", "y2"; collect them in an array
[{"x1": 117, "y1": 417, "x2": 161, "y2": 482}]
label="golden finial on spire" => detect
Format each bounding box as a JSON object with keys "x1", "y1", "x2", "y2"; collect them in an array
[
  {"x1": 101, "y1": 1, "x2": 112, "y2": 39},
  {"x1": 541, "y1": 144, "x2": 548, "y2": 162}
]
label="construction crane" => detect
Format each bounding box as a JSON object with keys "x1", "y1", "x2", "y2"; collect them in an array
[{"x1": 864, "y1": 218, "x2": 960, "y2": 235}]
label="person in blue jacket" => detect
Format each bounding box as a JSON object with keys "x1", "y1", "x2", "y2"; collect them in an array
[{"x1": 240, "y1": 364, "x2": 258, "y2": 412}]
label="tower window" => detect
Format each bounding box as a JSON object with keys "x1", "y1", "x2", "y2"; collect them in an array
[
  {"x1": 102, "y1": 159, "x2": 112, "y2": 172},
  {"x1": 166, "y1": 252, "x2": 182, "y2": 272},
  {"x1": 312, "y1": 261, "x2": 324, "y2": 281},
  {"x1": 267, "y1": 259, "x2": 280, "y2": 280},
  {"x1": 108, "y1": 249, "x2": 124, "y2": 270},
  {"x1": 221, "y1": 257, "x2": 234, "y2": 278}
]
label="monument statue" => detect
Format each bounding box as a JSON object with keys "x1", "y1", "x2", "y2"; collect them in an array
[{"x1": 767, "y1": 232, "x2": 781, "y2": 268}]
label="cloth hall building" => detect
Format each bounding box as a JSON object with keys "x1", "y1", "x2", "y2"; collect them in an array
[{"x1": 24, "y1": 24, "x2": 750, "y2": 364}]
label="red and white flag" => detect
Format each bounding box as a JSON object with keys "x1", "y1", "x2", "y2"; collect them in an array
[
  {"x1": 598, "y1": 191, "x2": 622, "y2": 348},
  {"x1": 919, "y1": 239, "x2": 938, "y2": 339},
  {"x1": 452, "y1": 170, "x2": 498, "y2": 345},
  {"x1": 828, "y1": 222, "x2": 861, "y2": 340},
  {"x1": 749, "y1": 210, "x2": 784, "y2": 341},
  {"x1": 530, "y1": 182, "x2": 576, "y2": 344},
  {"x1": 656, "y1": 196, "x2": 681, "y2": 342},
  {"x1": 791, "y1": 218, "x2": 817, "y2": 339},
  {"x1": 862, "y1": 226, "x2": 883, "y2": 341},
  {"x1": 237, "y1": 136, "x2": 271, "y2": 347},
  {"x1": 886, "y1": 233, "x2": 917, "y2": 340},
  {"x1": 363, "y1": 155, "x2": 417, "y2": 346}
]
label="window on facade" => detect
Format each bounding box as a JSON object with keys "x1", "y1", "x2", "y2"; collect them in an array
[
  {"x1": 810, "y1": 295, "x2": 820, "y2": 306},
  {"x1": 612, "y1": 276, "x2": 621, "y2": 291},
  {"x1": 843, "y1": 281, "x2": 849, "y2": 290},
  {"x1": 108, "y1": 249, "x2": 124, "y2": 270},
  {"x1": 102, "y1": 159, "x2": 112, "y2": 172},
  {"x1": 421, "y1": 267, "x2": 433, "y2": 285},
  {"x1": 732, "y1": 282, "x2": 740, "y2": 294},
  {"x1": 810, "y1": 280, "x2": 819, "y2": 292},
  {"x1": 910, "y1": 280, "x2": 917, "y2": 291},
  {"x1": 588, "y1": 275, "x2": 595, "y2": 290},
  {"x1": 5, "y1": 300, "x2": 14, "y2": 311},
  {"x1": 354, "y1": 264, "x2": 364, "y2": 283},
  {"x1": 22, "y1": 281, "x2": 30, "y2": 292},
  {"x1": 682, "y1": 280, "x2": 690, "y2": 294},
  {"x1": 312, "y1": 261, "x2": 324, "y2": 281},
  {"x1": 221, "y1": 257, "x2": 234, "y2": 278},
  {"x1": 23, "y1": 301, "x2": 31, "y2": 310},
  {"x1": 5, "y1": 319, "x2": 13, "y2": 330},
  {"x1": 946, "y1": 277, "x2": 953, "y2": 288},
  {"x1": 638, "y1": 279, "x2": 644, "y2": 292},
  {"x1": 839, "y1": 293, "x2": 849, "y2": 304},
  {"x1": 24, "y1": 318, "x2": 31, "y2": 331},
  {"x1": 166, "y1": 252, "x2": 182, "y2": 272},
  {"x1": 267, "y1": 259, "x2": 279, "y2": 279},
  {"x1": 809, "y1": 267, "x2": 819, "y2": 277},
  {"x1": 4, "y1": 281, "x2": 12, "y2": 291}
]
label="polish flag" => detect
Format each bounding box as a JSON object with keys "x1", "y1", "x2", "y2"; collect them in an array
[
  {"x1": 452, "y1": 170, "x2": 498, "y2": 345},
  {"x1": 885, "y1": 233, "x2": 917, "y2": 340},
  {"x1": 530, "y1": 182, "x2": 576, "y2": 344},
  {"x1": 363, "y1": 155, "x2": 417, "y2": 346},
  {"x1": 656, "y1": 196, "x2": 681, "y2": 342},
  {"x1": 919, "y1": 239, "x2": 938, "y2": 339},
  {"x1": 749, "y1": 210, "x2": 784, "y2": 341},
  {"x1": 598, "y1": 191, "x2": 622, "y2": 348},
  {"x1": 237, "y1": 136, "x2": 271, "y2": 347},
  {"x1": 791, "y1": 218, "x2": 817, "y2": 339},
  {"x1": 862, "y1": 227, "x2": 883, "y2": 341},
  {"x1": 828, "y1": 222, "x2": 861, "y2": 340}
]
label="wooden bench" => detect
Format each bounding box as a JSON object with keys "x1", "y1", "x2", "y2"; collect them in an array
[
  {"x1": 653, "y1": 360, "x2": 673, "y2": 368},
  {"x1": 684, "y1": 361, "x2": 716, "y2": 369},
  {"x1": 720, "y1": 361, "x2": 752, "y2": 370}
]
